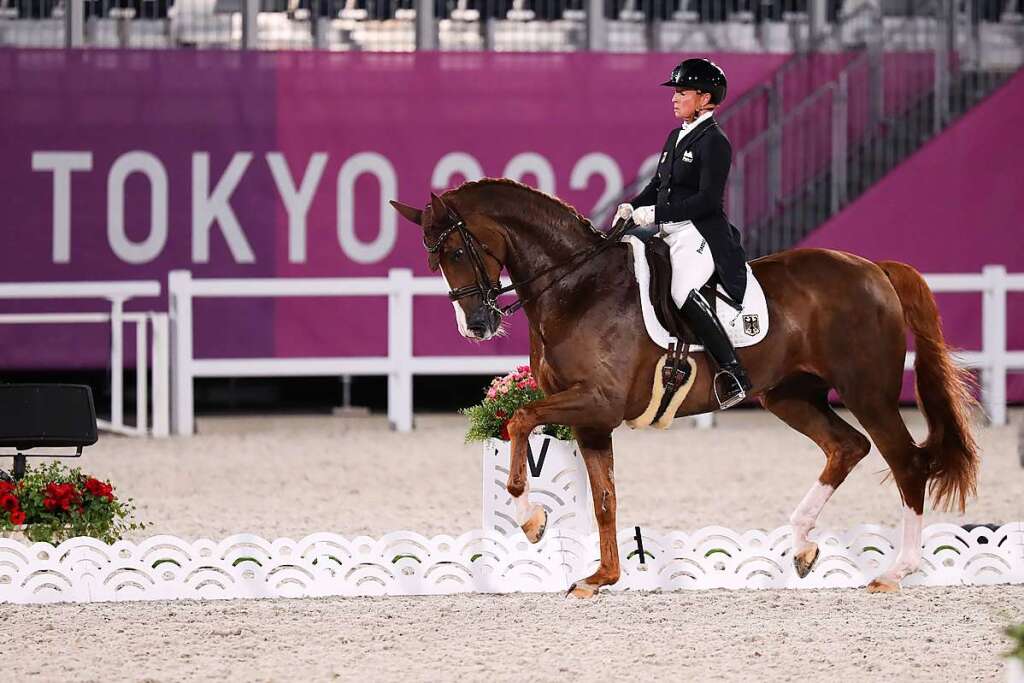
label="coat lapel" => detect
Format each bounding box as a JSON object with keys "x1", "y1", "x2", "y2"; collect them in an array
[{"x1": 676, "y1": 117, "x2": 718, "y2": 155}]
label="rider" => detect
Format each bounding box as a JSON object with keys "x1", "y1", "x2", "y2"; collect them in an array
[{"x1": 616, "y1": 57, "x2": 752, "y2": 409}]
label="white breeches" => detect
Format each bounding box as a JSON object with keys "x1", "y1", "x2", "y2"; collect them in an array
[{"x1": 662, "y1": 221, "x2": 715, "y2": 308}]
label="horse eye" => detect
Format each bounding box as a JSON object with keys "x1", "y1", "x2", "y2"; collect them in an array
[{"x1": 451, "y1": 248, "x2": 464, "y2": 261}]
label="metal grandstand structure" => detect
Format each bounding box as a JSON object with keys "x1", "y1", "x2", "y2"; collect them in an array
[{"x1": 0, "y1": 0, "x2": 1020, "y2": 54}]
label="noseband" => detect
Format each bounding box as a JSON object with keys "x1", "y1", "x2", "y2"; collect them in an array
[{"x1": 424, "y1": 203, "x2": 633, "y2": 318}]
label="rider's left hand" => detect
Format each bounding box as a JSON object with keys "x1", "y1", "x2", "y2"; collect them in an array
[{"x1": 631, "y1": 205, "x2": 656, "y2": 226}]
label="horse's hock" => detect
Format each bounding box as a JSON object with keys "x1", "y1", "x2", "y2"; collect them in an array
[{"x1": 482, "y1": 434, "x2": 596, "y2": 536}]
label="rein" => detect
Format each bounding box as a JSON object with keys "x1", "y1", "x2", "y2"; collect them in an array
[{"x1": 425, "y1": 205, "x2": 634, "y2": 317}]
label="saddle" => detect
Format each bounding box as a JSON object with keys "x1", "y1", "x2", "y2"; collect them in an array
[
  {"x1": 619, "y1": 232, "x2": 768, "y2": 428},
  {"x1": 639, "y1": 233, "x2": 741, "y2": 345}
]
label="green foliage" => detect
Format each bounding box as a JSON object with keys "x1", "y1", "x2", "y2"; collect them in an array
[
  {"x1": 460, "y1": 365, "x2": 573, "y2": 443},
  {"x1": 1007, "y1": 623, "x2": 1024, "y2": 662},
  {"x1": 0, "y1": 462, "x2": 145, "y2": 545}
]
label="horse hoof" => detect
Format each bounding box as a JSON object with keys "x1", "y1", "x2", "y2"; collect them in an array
[
  {"x1": 866, "y1": 578, "x2": 901, "y2": 594},
  {"x1": 521, "y1": 505, "x2": 547, "y2": 544},
  {"x1": 793, "y1": 544, "x2": 819, "y2": 579},
  {"x1": 565, "y1": 582, "x2": 599, "y2": 599}
]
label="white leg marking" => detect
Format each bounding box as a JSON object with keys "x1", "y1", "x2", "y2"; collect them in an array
[
  {"x1": 789, "y1": 482, "x2": 835, "y2": 552},
  {"x1": 511, "y1": 478, "x2": 532, "y2": 526},
  {"x1": 879, "y1": 506, "x2": 924, "y2": 584}
]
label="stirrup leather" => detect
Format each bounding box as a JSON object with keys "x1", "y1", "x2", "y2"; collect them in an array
[{"x1": 713, "y1": 368, "x2": 747, "y2": 410}]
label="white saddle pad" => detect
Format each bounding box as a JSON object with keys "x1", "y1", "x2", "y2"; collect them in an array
[{"x1": 622, "y1": 234, "x2": 769, "y2": 351}]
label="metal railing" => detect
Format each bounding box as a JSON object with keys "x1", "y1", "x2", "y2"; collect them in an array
[
  {"x1": 723, "y1": 0, "x2": 1023, "y2": 257},
  {"x1": 0, "y1": 280, "x2": 170, "y2": 437},
  {"x1": 4, "y1": 0, "x2": 1020, "y2": 51}
]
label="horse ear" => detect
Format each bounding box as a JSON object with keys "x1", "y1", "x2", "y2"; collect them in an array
[
  {"x1": 389, "y1": 200, "x2": 423, "y2": 226},
  {"x1": 430, "y1": 192, "x2": 449, "y2": 217}
]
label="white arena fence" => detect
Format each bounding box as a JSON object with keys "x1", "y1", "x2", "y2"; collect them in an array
[
  {"x1": 168, "y1": 265, "x2": 1023, "y2": 435},
  {"x1": 0, "y1": 522, "x2": 1022, "y2": 604},
  {"x1": 167, "y1": 268, "x2": 711, "y2": 434},
  {"x1": 0, "y1": 267, "x2": 1018, "y2": 438},
  {"x1": 0, "y1": 281, "x2": 169, "y2": 437}
]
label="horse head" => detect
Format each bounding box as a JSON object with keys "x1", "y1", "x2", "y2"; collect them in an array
[{"x1": 390, "y1": 192, "x2": 508, "y2": 341}]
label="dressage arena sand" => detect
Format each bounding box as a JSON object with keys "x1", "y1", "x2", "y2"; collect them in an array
[{"x1": 2, "y1": 408, "x2": 1023, "y2": 681}]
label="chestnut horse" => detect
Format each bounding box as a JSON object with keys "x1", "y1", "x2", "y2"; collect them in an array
[{"x1": 391, "y1": 178, "x2": 979, "y2": 597}]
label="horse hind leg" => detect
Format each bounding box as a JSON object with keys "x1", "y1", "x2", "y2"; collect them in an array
[
  {"x1": 763, "y1": 375, "x2": 872, "y2": 578},
  {"x1": 843, "y1": 400, "x2": 929, "y2": 593}
]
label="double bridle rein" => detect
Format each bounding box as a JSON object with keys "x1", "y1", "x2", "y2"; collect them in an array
[{"x1": 424, "y1": 203, "x2": 633, "y2": 317}]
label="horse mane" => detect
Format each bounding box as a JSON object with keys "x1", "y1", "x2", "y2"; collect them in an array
[{"x1": 447, "y1": 178, "x2": 605, "y2": 240}]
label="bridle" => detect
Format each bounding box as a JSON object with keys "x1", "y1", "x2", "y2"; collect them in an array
[{"x1": 424, "y1": 202, "x2": 633, "y2": 318}]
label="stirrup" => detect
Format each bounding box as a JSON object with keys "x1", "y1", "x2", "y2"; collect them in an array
[{"x1": 713, "y1": 368, "x2": 747, "y2": 410}]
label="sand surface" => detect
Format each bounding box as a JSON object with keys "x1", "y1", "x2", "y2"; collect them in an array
[{"x1": 2, "y1": 408, "x2": 1023, "y2": 681}]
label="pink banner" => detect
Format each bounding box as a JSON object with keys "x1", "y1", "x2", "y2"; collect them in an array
[{"x1": 0, "y1": 49, "x2": 786, "y2": 368}]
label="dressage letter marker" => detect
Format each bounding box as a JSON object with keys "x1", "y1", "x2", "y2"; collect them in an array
[{"x1": 527, "y1": 438, "x2": 549, "y2": 478}]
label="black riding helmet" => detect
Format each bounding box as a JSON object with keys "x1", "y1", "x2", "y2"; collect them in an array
[{"x1": 661, "y1": 58, "x2": 728, "y2": 105}]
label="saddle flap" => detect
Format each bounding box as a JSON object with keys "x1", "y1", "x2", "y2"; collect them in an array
[{"x1": 643, "y1": 237, "x2": 698, "y2": 345}]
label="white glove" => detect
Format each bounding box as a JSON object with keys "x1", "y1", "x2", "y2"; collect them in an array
[
  {"x1": 631, "y1": 205, "x2": 656, "y2": 226},
  {"x1": 614, "y1": 203, "x2": 633, "y2": 222}
]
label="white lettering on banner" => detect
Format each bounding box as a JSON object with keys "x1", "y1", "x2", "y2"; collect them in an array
[
  {"x1": 336, "y1": 152, "x2": 397, "y2": 264},
  {"x1": 31, "y1": 151, "x2": 93, "y2": 264},
  {"x1": 28, "y1": 149, "x2": 650, "y2": 266},
  {"x1": 503, "y1": 152, "x2": 555, "y2": 194},
  {"x1": 570, "y1": 153, "x2": 623, "y2": 213},
  {"x1": 267, "y1": 152, "x2": 328, "y2": 264},
  {"x1": 107, "y1": 152, "x2": 169, "y2": 265},
  {"x1": 639, "y1": 153, "x2": 660, "y2": 184},
  {"x1": 431, "y1": 152, "x2": 485, "y2": 190},
  {"x1": 191, "y1": 152, "x2": 255, "y2": 264}
]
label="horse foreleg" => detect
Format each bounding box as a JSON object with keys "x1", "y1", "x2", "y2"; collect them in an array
[
  {"x1": 567, "y1": 431, "x2": 618, "y2": 599},
  {"x1": 505, "y1": 384, "x2": 607, "y2": 544}
]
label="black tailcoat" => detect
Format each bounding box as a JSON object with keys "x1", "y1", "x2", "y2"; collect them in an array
[{"x1": 629, "y1": 116, "x2": 748, "y2": 303}]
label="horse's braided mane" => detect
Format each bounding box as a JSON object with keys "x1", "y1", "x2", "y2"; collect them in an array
[{"x1": 447, "y1": 178, "x2": 605, "y2": 239}]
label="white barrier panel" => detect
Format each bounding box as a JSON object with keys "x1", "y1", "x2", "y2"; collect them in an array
[
  {"x1": 1, "y1": 522, "x2": 1021, "y2": 604},
  {"x1": 482, "y1": 435, "x2": 596, "y2": 536},
  {"x1": 0, "y1": 281, "x2": 168, "y2": 438}
]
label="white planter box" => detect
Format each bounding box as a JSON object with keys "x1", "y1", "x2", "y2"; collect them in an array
[
  {"x1": 482, "y1": 434, "x2": 595, "y2": 536},
  {"x1": 1009, "y1": 658, "x2": 1024, "y2": 683}
]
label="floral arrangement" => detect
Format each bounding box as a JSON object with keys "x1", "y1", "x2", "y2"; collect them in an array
[
  {"x1": 0, "y1": 462, "x2": 145, "y2": 544},
  {"x1": 1008, "y1": 623, "x2": 1024, "y2": 662},
  {"x1": 461, "y1": 365, "x2": 573, "y2": 443}
]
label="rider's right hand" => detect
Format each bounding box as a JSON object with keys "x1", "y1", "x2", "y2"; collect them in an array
[{"x1": 615, "y1": 203, "x2": 634, "y2": 222}]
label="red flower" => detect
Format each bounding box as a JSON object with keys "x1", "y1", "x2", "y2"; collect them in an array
[
  {"x1": 0, "y1": 481, "x2": 13, "y2": 495},
  {"x1": 495, "y1": 410, "x2": 506, "y2": 419},
  {"x1": 84, "y1": 477, "x2": 115, "y2": 502},
  {"x1": 0, "y1": 494, "x2": 18, "y2": 513},
  {"x1": 499, "y1": 421, "x2": 510, "y2": 441},
  {"x1": 9, "y1": 509, "x2": 25, "y2": 525},
  {"x1": 43, "y1": 482, "x2": 81, "y2": 513}
]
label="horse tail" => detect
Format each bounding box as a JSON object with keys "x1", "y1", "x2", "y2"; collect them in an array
[{"x1": 877, "y1": 260, "x2": 980, "y2": 513}]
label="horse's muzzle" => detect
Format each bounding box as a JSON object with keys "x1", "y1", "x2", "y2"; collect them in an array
[{"x1": 466, "y1": 306, "x2": 499, "y2": 340}]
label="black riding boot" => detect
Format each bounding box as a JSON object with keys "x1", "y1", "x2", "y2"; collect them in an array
[{"x1": 680, "y1": 290, "x2": 752, "y2": 409}]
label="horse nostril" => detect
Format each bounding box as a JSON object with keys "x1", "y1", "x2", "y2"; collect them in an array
[{"x1": 467, "y1": 322, "x2": 488, "y2": 337}]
